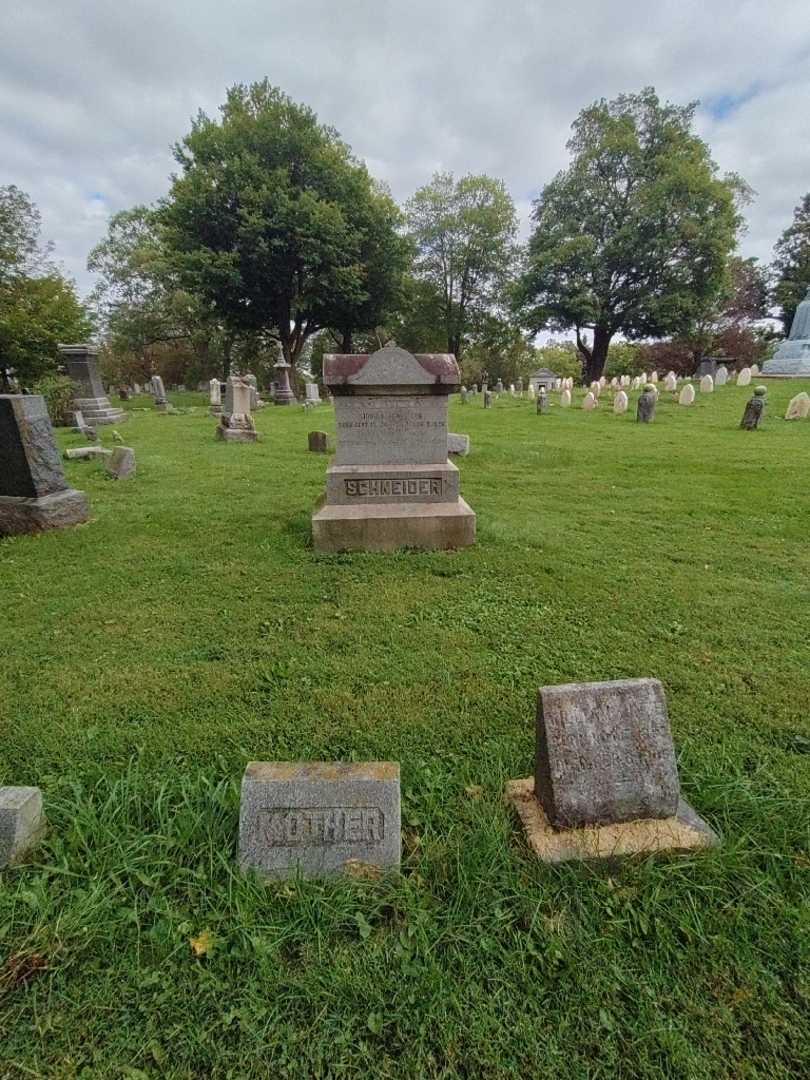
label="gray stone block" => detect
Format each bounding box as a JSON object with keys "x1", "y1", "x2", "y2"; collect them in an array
[
  {"x1": 0, "y1": 787, "x2": 46, "y2": 868},
  {"x1": 64, "y1": 446, "x2": 112, "y2": 460},
  {"x1": 308, "y1": 430, "x2": 329, "y2": 453},
  {"x1": 105, "y1": 446, "x2": 136, "y2": 478},
  {"x1": 239, "y1": 762, "x2": 401, "y2": 878},
  {"x1": 447, "y1": 433, "x2": 470, "y2": 455},
  {"x1": 535, "y1": 678, "x2": 680, "y2": 828}
]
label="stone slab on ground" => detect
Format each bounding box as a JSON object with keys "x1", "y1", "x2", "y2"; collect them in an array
[
  {"x1": 0, "y1": 787, "x2": 46, "y2": 868},
  {"x1": 447, "y1": 433, "x2": 470, "y2": 455},
  {"x1": 64, "y1": 446, "x2": 112, "y2": 460},
  {"x1": 505, "y1": 779, "x2": 718, "y2": 863},
  {"x1": 0, "y1": 489, "x2": 90, "y2": 535},
  {"x1": 311, "y1": 496, "x2": 476, "y2": 553},
  {"x1": 239, "y1": 762, "x2": 401, "y2": 878},
  {"x1": 535, "y1": 677, "x2": 679, "y2": 829}
]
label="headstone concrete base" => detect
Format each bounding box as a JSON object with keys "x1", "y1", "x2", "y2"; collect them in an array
[
  {"x1": 72, "y1": 396, "x2": 127, "y2": 425},
  {"x1": 312, "y1": 494, "x2": 475, "y2": 553},
  {"x1": 0, "y1": 489, "x2": 89, "y2": 535},
  {"x1": 215, "y1": 425, "x2": 260, "y2": 442},
  {"x1": 505, "y1": 778, "x2": 718, "y2": 863}
]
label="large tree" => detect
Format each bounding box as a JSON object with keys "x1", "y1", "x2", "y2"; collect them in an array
[
  {"x1": 160, "y1": 80, "x2": 406, "y2": 366},
  {"x1": 515, "y1": 88, "x2": 746, "y2": 382},
  {"x1": 405, "y1": 172, "x2": 518, "y2": 359},
  {"x1": 772, "y1": 193, "x2": 810, "y2": 334},
  {"x1": 0, "y1": 185, "x2": 89, "y2": 388}
]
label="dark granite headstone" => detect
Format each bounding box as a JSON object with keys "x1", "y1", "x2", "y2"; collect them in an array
[
  {"x1": 696, "y1": 357, "x2": 718, "y2": 379},
  {"x1": 535, "y1": 678, "x2": 680, "y2": 828},
  {"x1": 0, "y1": 395, "x2": 89, "y2": 534},
  {"x1": 740, "y1": 387, "x2": 766, "y2": 430},
  {"x1": 636, "y1": 385, "x2": 656, "y2": 423}
]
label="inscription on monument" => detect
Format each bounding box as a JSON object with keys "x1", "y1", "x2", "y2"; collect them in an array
[
  {"x1": 345, "y1": 477, "x2": 442, "y2": 498},
  {"x1": 258, "y1": 806, "x2": 384, "y2": 846}
]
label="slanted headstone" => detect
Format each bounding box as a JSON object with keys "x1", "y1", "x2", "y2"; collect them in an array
[
  {"x1": 216, "y1": 377, "x2": 259, "y2": 442},
  {"x1": 239, "y1": 761, "x2": 401, "y2": 878},
  {"x1": 613, "y1": 390, "x2": 628, "y2": 414},
  {"x1": 637, "y1": 384, "x2": 656, "y2": 422},
  {"x1": 740, "y1": 387, "x2": 766, "y2": 430},
  {"x1": 679, "y1": 383, "x2": 695, "y2": 406},
  {"x1": 59, "y1": 344, "x2": 126, "y2": 425},
  {"x1": 209, "y1": 378, "x2": 222, "y2": 416},
  {"x1": 505, "y1": 678, "x2": 719, "y2": 862},
  {"x1": 582, "y1": 391, "x2": 596, "y2": 411},
  {"x1": 0, "y1": 787, "x2": 46, "y2": 868},
  {"x1": 736, "y1": 367, "x2": 752, "y2": 387},
  {"x1": 699, "y1": 374, "x2": 714, "y2": 394},
  {"x1": 0, "y1": 395, "x2": 90, "y2": 535},
  {"x1": 105, "y1": 446, "x2": 136, "y2": 478},
  {"x1": 560, "y1": 388, "x2": 571, "y2": 408},
  {"x1": 785, "y1": 391, "x2": 810, "y2": 420},
  {"x1": 447, "y1": 433, "x2": 470, "y2": 455},
  {"x1": 150, "y1": 374, "x2": 169, "y2": 410},
  {"x1": 308, "y1": 431, "x2": 329, "y2": 453},
  {"x1": 312, "y1": 344, "x2": 475, "y2": 552},
  {"x1": 715, "y1": 365, "x2": 728, "y2": 386}
]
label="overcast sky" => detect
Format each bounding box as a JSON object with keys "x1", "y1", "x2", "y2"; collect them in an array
[{"x1": 3, "y1": 0, "x2": 809, "y2": 296}]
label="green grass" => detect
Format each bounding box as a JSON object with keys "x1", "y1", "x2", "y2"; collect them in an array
[{"x1": 1, "y1": 384, "x2": 808, "y2": 1078}]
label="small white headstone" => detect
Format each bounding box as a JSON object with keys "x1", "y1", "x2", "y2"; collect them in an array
[
  {"x1": 582, "y1": 392, "x2": 596, "y2": 411},
  {"x1": 613, "y1": 390, "x2": 628, "y2": 414},
  {"x1": 715, "y1": 366, "x2": 728, "y2": 386},
  {"x1": 751, "y1": 364, "x2": 760, "y2": 375},
  {"x1": 590, "y1": 381, "x2": 601, "y2": 398},
  {"x1": 679, "y1": 384, "x2": 695, "y2": 406},
  {"x1": 737, "y1": 367, "x2": 752, "y2": 387},
  {"x1": 650, "y1": 371, "x2": 658, "y2": 384},
  {"x1": 785, "y1": 391, "x2": 810, "y2": 420},
  {"x1": 664, "y1": 373, "x2": 677, "y2": 392},
  {"x1": 699, "y1": 375, "x2": 714, "y2": 394},
  {"x1": 560, "y1": 389, "x2": 572, "y2": 408}
]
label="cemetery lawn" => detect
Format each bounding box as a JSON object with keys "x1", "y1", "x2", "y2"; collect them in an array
[{"x1": 1, "y1": 385, "x2": 809, "y2": 1079}]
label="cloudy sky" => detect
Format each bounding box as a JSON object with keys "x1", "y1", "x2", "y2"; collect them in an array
[{"x1": 3, "y1": 0, "x2": 809, "y2": 296}]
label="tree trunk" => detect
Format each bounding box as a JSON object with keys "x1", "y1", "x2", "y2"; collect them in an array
[
  {"x1": 583, "y1": 325, "x2": 612, "y2": 383},
  {"x1": 340, "y1": 330, "x2": 353, "y2": 353}
]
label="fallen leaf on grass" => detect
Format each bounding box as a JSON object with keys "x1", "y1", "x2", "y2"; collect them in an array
[
  {"x1": 464, "y1": 784, "x2": 484, "y2": 800},
  {"x1": 190, "y1": 929, "x2": 214, "y2": 957},
  {"x1": 0, "y1": 951, "x2": 49, "y2": 994}
]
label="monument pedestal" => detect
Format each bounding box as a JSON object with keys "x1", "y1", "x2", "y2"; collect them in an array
[
  {"x1": 72, "y1": 395, "x2": 127, "y2": 425},
  {"x1": 0, "y1": 489, "x2": 89, "y2": 535},
  {"x1": 59, "y1": 345, "x2": 126, "y2": 425},
  {"x1": 216, "y1": 425, "x2": 259, "y2": 442},
  {"x1": 312, "y1": 495, "x2": 475, "y2": 553}
]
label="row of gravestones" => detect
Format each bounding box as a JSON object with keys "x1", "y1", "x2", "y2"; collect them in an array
[{"x1": 2, "y1": 677, "x2": 718, "y2": 875}]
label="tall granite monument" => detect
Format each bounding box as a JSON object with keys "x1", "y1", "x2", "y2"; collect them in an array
[
  {"x1": 59, "y1": 344, "x2": 126, "y2": 426},
  {"x1": 311, "y1": 343, "x2": 475, "y2": 552},
  {"x1": 0, "y1": 395, "x2": 90, "y2": 534},
  {"x1": 762, "y1": 285, "x2": 810, "y2": 376}
]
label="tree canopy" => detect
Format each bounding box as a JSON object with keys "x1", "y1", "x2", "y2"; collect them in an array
[
  {"x1": 160, "y1": 80, "x2": 408, "y2": 366},
  {"x1": 515, "y1": 88, "x2": 746, "y2": 382},
  {"x1": 772, "y1": 192, "x2": 810, "y2": 335},
  {"x1": 405, "y1": 172, "x2": 518, "y2": 359}
]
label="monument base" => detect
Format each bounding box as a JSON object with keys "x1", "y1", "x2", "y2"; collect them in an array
[
  {"x1": 215, "y1": 425, "x2": 260, "y2": 442},
  {"x1": 73, "y1": 396, "x2": 127, "y2": 425},
  {"x1": 0, "y1": 488, "x2": 90, "y2": 536},
  {"x1": 505, "y1": 778, "x2": 718, "y2": 863},
  {"x1": 208, "y1": 405, "x2": 222, "y2": 417},
  {"x1": 311, "y1": 496, "x2": 476, "y2": 553}
]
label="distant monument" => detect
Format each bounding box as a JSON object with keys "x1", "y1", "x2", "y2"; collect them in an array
[
  {"x1": 311, "y1": 343, "x2": 475, "y2": 552},
  {"x1": 59, "y1": 344, "x2": 126, "y2": 426},
  {"x1": 762, "y1": 286, "x2": 810, "y2": 376}
]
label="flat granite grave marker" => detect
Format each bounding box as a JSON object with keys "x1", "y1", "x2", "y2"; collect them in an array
[
  {"x1": 505, "y1": 677, "x2": 719, "y2": 862},
  {"x1": 311, "y1": 343, "x2": 475, "y2": 552},
  {"x1": 0, "y1": 395, "x2": 90, "y2": 535},
  {"x1": 239, "y1": 762, "x2": 401, "y2": 878},
  {"x1": 0, "y1": 787, "x2": 46, "y2": 868},
  {"x1": 59, "y1": 344, "x2": 126, "y2": 426}
]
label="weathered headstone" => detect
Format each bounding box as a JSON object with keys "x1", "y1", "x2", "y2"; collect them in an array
[
  {"x1": 637, "y1": 384, "x2": 656, "y2": 422},
  {"x1": 0, "y1": 395, "x2": 90, "y2": 535},
  {"x1": 59, "y1": 344, "x2": 126, "y2": 425},
  {"x1": 483, "y1": 390, "x2": 493, "y2": 409},
  {"x1": 699, "y1": 374, "x2": 714, "y2": 394},
  {"x1": 0, "y1": 787, "x2": 46, "y2": 868},
  {"x1": 785, "y1": 391, "x2": 810, "y2": 420},
  {"x1": 740, "y1": 387, "x2": 766, "y2": 430},
  {"x1": 663, "y1": 372, "x2": 677, "y2": 392},
  {"x1": 460, "y1": 387, "x2": 468, "y2": 404},
  {"x1": 650, "y1": 370, "x2": 658, "y2": 384},
  {"x1": 590, "y1": 381, "x2": 601, "y2": 398},
  {"x1": 613, "y1": 390, "x2": 628, "y2": 414},
  {"x1": 536, "y1": 387, "x2": 548, "y2": 414},
  {"x1": 495, "y1": 379, "x2": 504, "y2": 393},
  {"x1": 582, "y1": 391, "x2": 596, "y2": 411},
  {"x1": 216, "y1": 377, "x2": 259, "y2": 442},
  {"x1": 311, "y1": 344, "x2": 475, "y2": 552},
  {"x1": 151, "y1": 374, "x2": 169, "y2": 410},
  {"x1": 447, "y1": 432, "x2": 470, "y2": 455},
  {"x1": 209, "y1": 377, "x2": 222, "y2": 416},
  {"x1": 105, "y1": 446, "x2": 136, "y2": 478},
  {"x1": 273, "y1": 360, "x2": 295, "y2": 405},
  {"x1": 697, "y1": 357, "x2": 718, "y2": 380},
  {"x1": 560, "y1": 388, "x2": 571, "y2": 408},
  {"x1": 308, "y1": 431, "x2": 329, "y2": 453},
  {"x1": 239, "y1": 762, "x2": 401, "y2": 878},
  {"x1": 750, "y1": 364, "x2": 760, "y2": 376},
  {"x1": 505, "y1": 678, "x2": 719, "y2": 862},
  {"x1": 244, "y1": 373, "x2": 260, "y2": 410},
  {"x1": 679, "y1": 383, "x2": 695, "y2": 406},
  {"x1": 736, "y1": 367, "x2": 752, "y2": 387},
  {"x1": 715, "y1": 365, "x2": 728, "y2": 386}
]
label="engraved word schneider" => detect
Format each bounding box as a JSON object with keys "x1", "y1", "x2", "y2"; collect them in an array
[{"x1": 345, "y1": 478, "x2": 442, "y2": 498}]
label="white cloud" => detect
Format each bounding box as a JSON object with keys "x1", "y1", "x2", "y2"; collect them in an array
[{"x1": 2, "y1": 0, "x2": 808, "y2": 294}]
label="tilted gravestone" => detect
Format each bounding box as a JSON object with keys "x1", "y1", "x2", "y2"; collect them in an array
[
  {"x1": 239, "y1": 762, "x2": 401, "y2": 878},
  {"x1": 0, "y1": 395, "x2": 90, "y2": 535},
  {"x1": 505, "y1": 678, "x2": 719, "y2": 862},
  {"x1": 0, "y1": 787, "x2": 46, "y2": 868},
  {"x1": 59, "y1": 344, "x2": 126, "y2": 426},
  {"x1": 150, "y1": 374, "x2": 169, "y2": 410},
  {"x1": 105, "y1": 446, "x2": 136, "y2": 478},
  {"x1": 311, "y1": 343, "x2": 475, "y2": 552}
]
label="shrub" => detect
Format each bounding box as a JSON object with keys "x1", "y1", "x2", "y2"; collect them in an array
[{"x1": 31, "y1": 373, "x2": 76, "y2": 426}]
